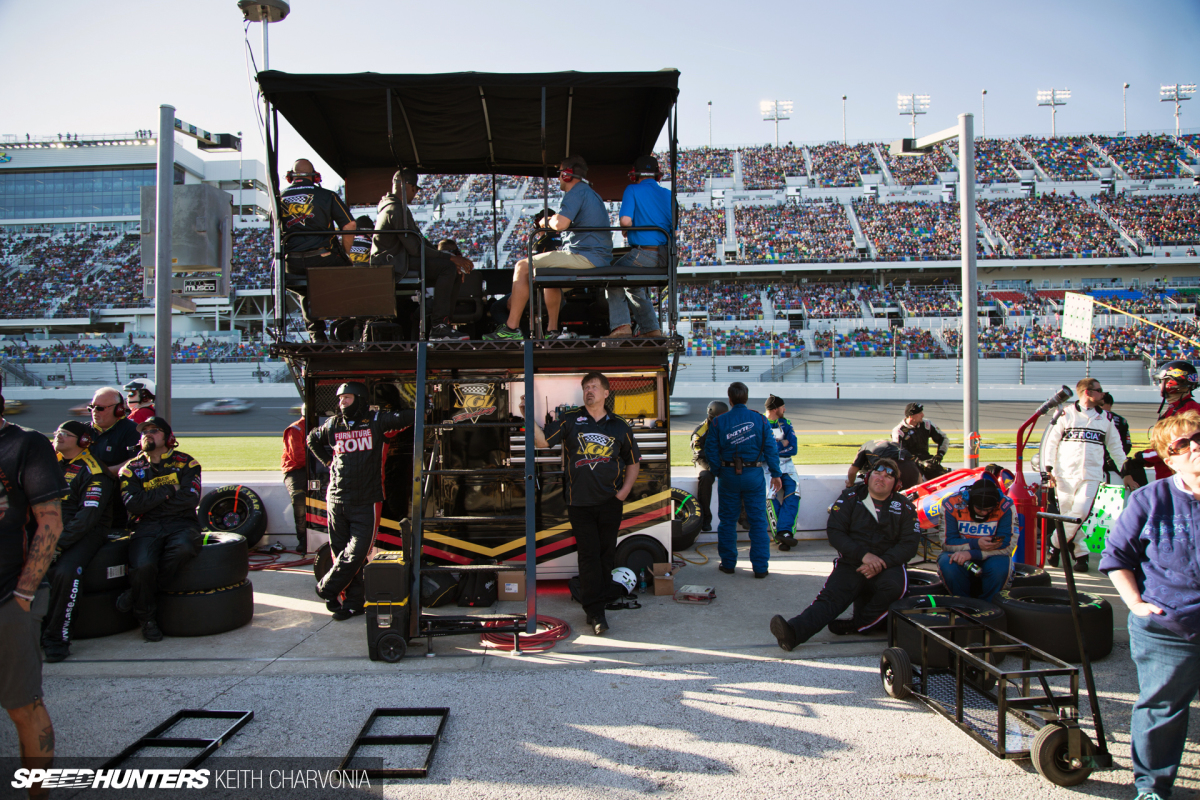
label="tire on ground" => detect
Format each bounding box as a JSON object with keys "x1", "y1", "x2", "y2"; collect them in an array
[
  {"x1": 72, "y1": 588, "x2": 139, "y2": 639},
  {"x1": 314, "y1": 543, "x2": 333, "y2": 583},
  {"x1": 198, "y1": 486, "x2": 268, "y2": 548},
  {"x1": 904, "y1": 566, "x2": 947, "y2": 597},
  {"x1": 81, "y1": 533, "x2": 131, "y2": 593},
  {"x1": 888, "y1": 595, "x2": 1006, "y2": 669},
  {"x1": 615, "y1": 534, "x2": 669, "y2": 580},
  {"x1": 993, "y1": 586, "x2": 1113, "y2": 662},
  {"x1": 161, "y1": 532, "x2": 248, "y2": 593},
  {"x1": 670, "y1": 487, "x2": 703, "y2": 551},
  {"x1": 156, "y1": 581, "x2": 254, "y2": 637},
  {"x1": 1010, "y1": 563, "x2": 1052, "y2": 588}
]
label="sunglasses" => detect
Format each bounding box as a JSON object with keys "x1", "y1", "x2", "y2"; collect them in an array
[
  {"x1": 87, "y1": 403, "x2": 117, "y2": 412},
  {"x1": 140, "y1": 427, "x2": 162, "y2": 435},
  {"x1": 1167, "y1": 431, "x2": 1200, "y2": 456},
  {"x1": 871, "y1": 465, "x2": 897, "y2": 477}
]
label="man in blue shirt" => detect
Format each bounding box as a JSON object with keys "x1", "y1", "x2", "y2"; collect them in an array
[
  {"x1": 764, "y1": 395, "x2": 800, "y2": 550},
  {"x1": 705, "y1": 382, "x2": 782, "y2": 577},
  {"x1": 486, "y1": 156, "x2": 612, "y2": 340},
  {"x1": 607, "y1": 155, "x2": 669, "y2": 339}
]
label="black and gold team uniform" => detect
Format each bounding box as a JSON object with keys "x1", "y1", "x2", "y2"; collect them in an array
[
  {"x1": 280, "y1": 179, "x2": 354, "y2": 340},
  {"x1": 544, "y1": 409, "x2": 640, "y2": 620}
]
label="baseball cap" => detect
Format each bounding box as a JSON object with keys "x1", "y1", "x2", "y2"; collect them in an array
[
  {"x1": 137, "y1": 416, "x2": 173, "y2": 440},
  {"x1": 56, "y1": 420, "x2": 92, "y2": 440},
  {"x1": 634, "y1": 155, "x2": 659, "y2": 175},
  {"x1": 392, "y1": 168, "x2": 420, "y2": 190}
]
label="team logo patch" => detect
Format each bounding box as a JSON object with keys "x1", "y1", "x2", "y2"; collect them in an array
[
  {"x1": 1062, "y1": 428, "x2": 1104, "y2": 444},
  {"x1": 575, "y1": 432, "x2": 616, "y2": 470},
  {"x1": 452, "y1": 384, "x2": 497, "y2": 424},
  {"x1": 333, "y1": 429, "x2": 373, "y2": 453},
  {"x1": 283, "y1": 192, "x2": 315, "y2": 229}
]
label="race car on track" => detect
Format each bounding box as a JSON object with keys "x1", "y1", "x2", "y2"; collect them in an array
[
  {"x1": 193, "y1": 398, "x2": 254, "y2": 415},
  {"x1": 3, "y1": 399, "x2": 25, "y2": 415}
]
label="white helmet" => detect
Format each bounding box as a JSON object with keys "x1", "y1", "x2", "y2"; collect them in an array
[
  {"x1": 123, "y1": 378, "x2": 156, "y2": 404},
  {"x1": 611, "y1": 567, "x2": 637, "y2": 595}
]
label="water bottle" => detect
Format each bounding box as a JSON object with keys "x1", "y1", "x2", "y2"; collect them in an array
[{"x1": 965, "y1": 561, "x2": 982, "y2": 576}]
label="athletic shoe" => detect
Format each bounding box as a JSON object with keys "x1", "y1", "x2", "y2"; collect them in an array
[
  {"x1": 142, "y1": 620, "x2": 164, "y2": 642},
  {"x1": 1134, "y1": 792, "x2": 1166, "y2": 800},
  {"x1": 332, "y1": 606, "x2": 364, "y2": 621},
  {"x1": 769, "y1": 615, "x2": 799, "y2": 652},
  {"x1": 483, "y1": 324, "x2": 523, "y2": 341},
  {"x1": 325, "y1": 599, "x2": 342, "y2": 613},
  {"x1": 718, "y1": 565, "x2": 735, "y2": 575},
  {"x1": 828, "y1": 619, "x2": 859, "y2": 636},
  {"x1": 115, "y1": 590, "x2": 133, "y2": 614},
  {"x1": 42, "y1": 642, "x2": 69, "y2": 663},
  {"x1": 701, "y1": 521, "x2": 712, "y2": 532},
  {"x1": 429, "y1": 323, "x2": 469, "y2": 341},
  {"x1": 754, "y1": 571, "x2": 769, "y2": 579},
  {"x1": 1074, "y1": 554, "x2": 1091, "y2": 573},
  {"x1": 778, "y1": 533, "x2": 798, "y2": 549},
  {"x1": 554, "y1": 330, "x2": 579, "y2": 339},
  {"x1": 1046, "y1": 546, "x2": 1061, "y2": 568},
  {"x1": 604, "y1": 324, "x2": 632, "y2": 339}
]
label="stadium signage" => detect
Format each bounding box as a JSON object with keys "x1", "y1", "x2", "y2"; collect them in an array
[
  {"x1": 183, "y1": 277, "x2": 218, "y2": 295},
  {"x1": 727, "y1": 365, "x2": 750, "y2": 372},
  {"x1": 0, "y1": 153, "x2": 10, "y2": 163}
]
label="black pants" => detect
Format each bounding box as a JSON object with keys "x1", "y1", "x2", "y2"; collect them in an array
[
  {"x1": 786, "y1": 560, "x2": 908, "y2": 643},
  {"x1": 696, "y1": 468, "x2": 715, "y2": 528},
  {"x1": 568, "y1": 497, "x2": 623, "y2": 620},
  {"x1": 128, "y1": 520, "x2": 202, "y2": 621},
  {"x1": 285, "y1": 250, "x2": 348, "y2": 339},
  {"x1": 283, "y1": 469, "x2": 308, "y2": 551},
  {"x1": 42, "y1": 528, "x2": 107, "y2": 645},
  {"x1": 319, "y1": 502, "x2": 377, "y2": 610},
  {"x1": 425, "y1": 258, "x2": 463, "y2": 325}
]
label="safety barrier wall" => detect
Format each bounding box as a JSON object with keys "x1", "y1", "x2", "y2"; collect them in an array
[{"x1": 17, "y1": 360, "x2": 284, "y2": 386}]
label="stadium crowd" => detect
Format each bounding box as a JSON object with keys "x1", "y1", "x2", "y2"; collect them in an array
[
  {"x1": 853, "y1": 199, "x2": 986, "y2": 261},
  {"x1": 1093, "y1": 134, "x2": 1194, "y2": 180},
  {"x1": 808, "y1": 143, "x2": 881, "y2": 187},
  {"x1": 740, "y1": 144, "x2": 808, "y2": 190},
  {"x1": 1096, "y1": 193, "x2": 1200, "y2": 247},
  {"x1": 1021, "y1": 136, "x2": 1097, "y2": 181},
  {"x1": 686, "y1": 327, "x2": 805, "y2": 357},
  {"x1": 678, "y1": 206, "x2": 726, "y2": 266},
  {"x1": 973, "y1": 138, "x2": 1033, "y2": 183},
  {"x1": 979, "y1": 194, "x2": 1124, "y2": 258},
  {"x1": 3, "y1": 337, "x2": 272, "y2": 364},
  {"x1": 735, "y1": 201, "x2": 858, "y2": 263},
  {"x1": 423, "y1": 212, "x2": 502, "y2": 262}
]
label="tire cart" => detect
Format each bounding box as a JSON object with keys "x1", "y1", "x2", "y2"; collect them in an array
[{"x1": 880, "y1": 506, "x2": 1114, "y2": 787}]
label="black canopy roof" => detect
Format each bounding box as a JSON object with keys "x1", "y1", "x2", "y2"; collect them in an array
[{"x1": 258, "y1": 70, "x2": 679, "y2": 204}]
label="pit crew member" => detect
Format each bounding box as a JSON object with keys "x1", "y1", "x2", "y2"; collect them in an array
[
  {"x1": 606, "y1": 155, "x2": 667, "y2": 338},
  {"x1": 937, "y1": 475, "x2": 1014, "y2": 602},
  {"x1": 764, "y1": 394, "x2": 799, "y2": 550},
  {"x1": 123, "y1": 379, "x2": 156, "y2": 424},
  {"x1": 1124, "y1": 360, "x2": 1200, "y2": 485},
  {"x1": 690, "y1": 400, "x2": 728, "y2": 532},
  {"x1": 891, "y1": 402, "x2": 949, "y2": 482}
]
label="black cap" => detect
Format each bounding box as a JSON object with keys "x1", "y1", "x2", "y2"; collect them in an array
[
  {"x1": 136, "y1": 416, "x2": 173, "y2": 440},
  {"x1": 634, "y1": 155, "x2": 659, "y2": 175},
  {"x1": 765, "y1": 394, "x2": 785, "y2": 411},
  {"x1": 905, "y1": 402, "x2": 924, "y2": 417},
  {"x1": 1101, "y1": 392, "x2": 1114, "y2": 406},
  {"x1": 56, "y1": 420, "x2": 92, "y2": 440},
  {"x1": 393, "y1": 168, "x2": 420, "y2": 190}
]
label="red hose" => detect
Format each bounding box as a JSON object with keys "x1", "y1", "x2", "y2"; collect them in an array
[
  {"x1": 248, "y1": 549, "x2": 315, "y2": 571},
  {"x1": 480, "y1": 615, "x2": 571, "y2": 652}
]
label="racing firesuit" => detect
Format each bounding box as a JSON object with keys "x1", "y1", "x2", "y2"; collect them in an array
[
  {"x1": 1127, "y1": 394, "x2": 1200, "y2": 483},
  {"x1": 43, "y1": 451, "x2": 114, "y2": 648},
  {"x1": 120, "y1": 449, "x2": 203, "y2": 622},
  {"x1": 308, "y1": 409, "x2": 415, "y2": 609},
  {"x1": 937, "y1": 482, "x2": 1014, "y2": 602},
  {"x1": 690, "y1": 419, "x2": 716, "y2": 531},
  {"x1": 704, "y1": 404, "x2": 780, "y2": 574},
  {"x1": 782, "y1": 484, "x2": 919, "y2": 642},
  {"x1": 1042, "y1": 402, "x2": 1127, "y2": 546},
  {"x1": 892, "y1": 419, "x2": 949, "y2": 481},
  {"x1": 765, "y1": 416, "x2": 799, "y2": 538}
]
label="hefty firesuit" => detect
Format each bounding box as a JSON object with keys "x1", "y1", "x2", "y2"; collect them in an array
[
  {"x1": 704, "y1": 402, "x2": 780, "y2": 574},
  {"x1": 43, "y1": 446, "x2": 114, "y2": 655},
  {"x1": 308, "y1": 383, "x2": 414, "y2": 612},
  {"x1": 1042, "y1": 401, "x2": 1126, "y2": 547},
  {"x1": 119, "y1": 436, "x2": 203, "y2": 623},
  {"x1": 785, "y1": 482, "x2": 920, "y2": 641},
  {"x1": 936, "y1": 476, "x2": 1014, "y2": 602},
  {"x1": 765, "y1": 414, "x2": 799, "y2": 542}
]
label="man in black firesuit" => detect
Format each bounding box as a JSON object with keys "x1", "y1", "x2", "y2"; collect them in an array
[
  {"x1": 891, "y1": 402, "x2": 949, "y2": 482},
  {"x1": 42, "y1": 421, "x2": 114, "y2": 662},
  {"x1": 308, "y1": 382, "x2": 415, "y2": 620},
  {"x1": 281, "y1": 158, "x2": 356, "y2": 343},
  {"x1": 1099, "y1": 392, "x2": 1132, "y2": 481},
  {"x1": 690, "y1": 401, "x2": 728, "y2": 532},
  {"x1": 770, "y1": 458, "x2": 920, "y2": 651},
  {"x1": 115, "y1": 417, "x2": 203, "y2": 642}
]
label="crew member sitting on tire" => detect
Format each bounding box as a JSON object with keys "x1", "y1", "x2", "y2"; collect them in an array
[
  {"x1": 764, "y1": 395, "x2": 799, "y2": 550},
  {"x1": 308, "y1": 382, "x2": 414, "y2": 620},
  {"x1": 42, "y1": 421, "x2": 115, "y2": 662},
  {"x1": 689, "y1": 401, "x2": 727, "y2": 533},
  {"x1": 116, "y1": 417, "x2": 203, "y2": 643},
  {"x1": 769, "y1": 458, "x2": 919, "y2": 651},
  {"x1": 122, "y1": 379, "x2": 156, "y2": 425},
  {"x1": 937, "y1": 474, "x2": 1014, "y2": 603},
  {"x1": 891, "y1": 402, "x2": 949, "y2": 483}
]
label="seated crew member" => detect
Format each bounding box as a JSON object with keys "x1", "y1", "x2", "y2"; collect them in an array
[
  {"x1": 937, "y1": 475, "x2": 1014, "y2": 602},
  {"x1": 42, "y1": 421, "x2": 114, "y2": 662},
  {"x1": 606, "y1": 155, "x2": 668, "y2": 339},
  {"x1": 308, "y1": 382, "x2": 414, "y2": 619},
  {"x1": 485, "y1": 156, "x2": 612, "y2": 341},
  {"x1": 371, "y1": 169, "x2": 473, "y2": 342},
  {"x1": 846, "y1": 439, "x2": 921, "y2": 492},
  {"x1": 770, "y1": 458, "x2": 919, "y2": 650},
  {"x1": 280, "y1": 158, "x2": 356, "y2": 343},
  {"x1": 122, "y1": 379, "x2": 156, "y2": 424},
  {"x1": 116, "y1": 417, "x2": 203, "y2": 642},
  {"x1": 87, "y1": 386, "x2": 141, "y2": 528},
  {"x1": 347, "y1": 215, "x2": 374, "y2": 264},
  {"x1": 690, "y1": 401, "x2": 728, "y2": 532},
  {"x1": 764, "y1": 395, "x2": 800, "y2": 550},
  {"x1": 891, "y1": 402, "x2": 949, "y2": 482}
]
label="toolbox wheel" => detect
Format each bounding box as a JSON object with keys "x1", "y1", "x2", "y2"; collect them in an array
[
  {"x1": 881, "y1": 647, "x2": 913, "y2": 699},
  {"x1": 378, "y1": 633, "x2": 407, "y2": 663},
  {"x1": 1032, "y1": 724, "x2": 1095, "y2": 787}
]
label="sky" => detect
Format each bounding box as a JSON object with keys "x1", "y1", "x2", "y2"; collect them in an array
[{"x1": 1, "y1": 0, "x2": 1197, "y2": 186}]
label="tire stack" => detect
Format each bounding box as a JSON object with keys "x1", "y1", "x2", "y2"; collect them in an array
[
  {"x1": 72, "y1": 533, "x2": 138, "y2": 639},
  {"x1": 157, "y1": 531, "x2": 254, "y2": 637},
  {"x1": 198, "y1": 486, "x2": 269, "y2": 548}
]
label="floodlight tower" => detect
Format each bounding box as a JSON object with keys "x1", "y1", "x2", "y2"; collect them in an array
[
  {"x1": 897, "y1": 93, "x2": 930, "y2": 138},
  {"x1": 981, "y1": 90, "x2": 987, "y2": 138},
  {"x1": 842, "y1": 95, "x2": 848, "y2": 145},
  {"x1": 760, "y1": 100, "x2": 792, "y2": 148},
  {"x1": 1122, "y1": 82, "x2": 1130, "y2": 133},
  {"x1": 1161, "y1": 83, "x2": 1196, "y2": 137},
  {"x1": 1037, "y1": 88, "x2": 1070, "y2": 137}
]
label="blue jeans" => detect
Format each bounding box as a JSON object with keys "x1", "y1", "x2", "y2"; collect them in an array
[
  {"x1": 937, "y1": 553, "x2": 1013, "y2": 602},
  {"x1": 716, "y1": 468, "x2": 770, "y2": 573},
  {"x1": 1128, "y1": 612, "x2": 1200, "y2": 798},
  {"x1": 605, "y1": 248, "x2": 662, "y2": 332}
]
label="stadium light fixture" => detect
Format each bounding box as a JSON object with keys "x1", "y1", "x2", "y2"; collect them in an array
[
  {"x1": 1122, "y1": 82, "x2": 1130, "y2": 133},
  {"x1": 981, "y1": 90, "x2": 987, "y2": 138},
  {"x1": 760, "y1": 100, "x2": 792, "y2": 148},
  {"x1": 842, "y1": 95, "x2": 847, "y2": 145},
  {"x1": 1161, "y1": 83, "x2": 1196, "y2": 137},
  {"x1": 1037, "y1": 88, "x2": 1070, "y2": 137},
  {"x1": 897, "y1": 93, "x2": 930, "y2": 138}
]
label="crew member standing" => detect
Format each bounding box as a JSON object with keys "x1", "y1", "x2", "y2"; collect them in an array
[
  {"x1": 690, "y1": 401, "x2": 728, "y2": 533},
  {"x1": 891, "y1": 402, "x2": 949, "y2": 482},
  {"x1": 122, "y1": 379, "x2": 156, "y2": 424},
  {"x1": 308, "y1": 383, "x2": 414, "y2": 619},
  {"x1": 282, "y1": 409, "x2": 309, "y2": 554},
  {"x1": 525, "y1": 372, "x2": 640, "y2": 636},
  {"x1": 280, "y1": 158, "x2": 356, "y2": 343},
  {"x1": 764, "y1": 395, "x2": 799, "y2": 550},
  {"x1": 606, "y1": 155, "x2": 668, "y2": 338},
  {"x1": 704, "y1": 382, "x2": 782, "y2": 578},
  {"x1": 1124, "y1": 360, "x2": 1200, "y2": 486}
]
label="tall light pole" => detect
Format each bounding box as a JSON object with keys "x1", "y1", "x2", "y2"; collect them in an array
[
  {"x1": 1161, "y1": 83, "x2": 1196, "y2": 137},
  {"x1": 760, "y1": 100, "x2": 792, "y2": 148},
  {"x1": 981, "y1": 90, "x2": 987, "y2": 138},
  {"x1": 1122, "y1": 82, "x2": 1130, "y2": 133},
  {"x1": 842, "y1": 95, "x2": 847, "y2": 145},
  {"x1": 897, "y1": 93, "x2": 930, "y2": 138},
  {"x1": 708, "y1": 101, "x2": 712, "y2": 147},
  {"x1": 1037, "y1": 88, "x2": 1070, "y2": 137}
]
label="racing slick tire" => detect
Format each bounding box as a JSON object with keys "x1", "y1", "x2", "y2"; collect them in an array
[
  {"x1": 1010, "y1": 563, "x2": 1052, "y2": 589},
  {"x1": 888, "y1": 595, "x2": 1006, "y2": 669},
  {"x1": 157, "y1": 581, "x2": 254, "y2": 637},
  {"x1": 198, "y1": 486, "x2": 268, "y2": 548},
  {"x1": 81, "y1": 533, "x2": 131, "y2": 593},
  {"x1": 71, "y1": 588, "x2": 139, "y2": 640},
  {"x1": 615, "y1": 534, "x2": 669, "y2": 580},
  {"x1": 161, "y1": 532, "x2": 249, "y2": 593},
  {"x1": 903, "y1": 566, "x2": 947, "y2": 597},
  {"x1": 670, "y1": 488, "x2": 703, "y2": 551},
  {"x1": 994, "y1": 587, "x2": 1113, "y2": 662}
]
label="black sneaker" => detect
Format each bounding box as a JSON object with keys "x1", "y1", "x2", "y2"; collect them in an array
[
  {"x1": 332, "y1": 606, "x2": 364, "y2": 621},
  {"x1": 1073, "y1": 554, "x2": 1090, "y2": 573},
  {"x1": 483, "y1": 324, "x2": 523, "y2": 341},
  {"x1": 429, "y1": 323, "x2": 469, "y2": 341},
  {"x1": 142, "y1": 620, "x2": 164, "y2": 642},
  {"x1": 718, "y1": 565, "x2": 735, "y2": 575},
  {"x1": 701, "y1": 521, "x2": 712, "y2": 532},
  {"x1": 115, "y1": 590, "x2": 133, "y2": 614},
  {"x1": 769, "y1": 615, "x2": 799, "y2": 652},
  {"x1": 828, "y1": 619, "x2": 858, "y2": 636},
  {"x1": 591, "y1": 614, "x2": 609, "y2": 635},
  {"x1": 1046, "y1": 546, "x2": 1061, "y2": 568},
  {"x1": 42, "y1": 642, "x2": 69, "y2": 663}
]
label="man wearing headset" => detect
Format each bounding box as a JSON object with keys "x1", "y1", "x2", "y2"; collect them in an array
[
  {"x1": 87, "y1": 386, "x2": 141, "y2": 529},
  {"x1": 605, "y1": 155, "x2": 668, "y2": 339},
  {"x1": 123, "y1": 379, "x2": 156, "y2": 425},
  {"x1": 280, "y1": 158, "x2": 356, "y2": 343},
  {"x1": 116, "y1": 417, "x2": 203, "y2": 642},
  {"x1": 937, "y1": 474, "x2": 1014, "y2": 603},
  {"x1": 485, "y1": 155, "x2": 612, "y2": 341}
]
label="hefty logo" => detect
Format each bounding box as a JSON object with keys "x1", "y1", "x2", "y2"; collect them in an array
[
  {"x1": 958, "y1": 521, "x2": 998, "y2": 537},
  {"x1": 333, "y1": 429, "x2": 373, "y2": 454}
]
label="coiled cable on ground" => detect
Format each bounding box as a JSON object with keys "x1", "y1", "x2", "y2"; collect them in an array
[
  {"x1": 248, "y1": 548, "x2": 315, "y2": 571},
  {"x1": 480, "y1": 615, "x2": 571, "y2": 652}
]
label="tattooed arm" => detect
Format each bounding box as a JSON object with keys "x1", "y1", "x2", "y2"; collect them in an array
[{"x1": 14, "y1": 498, "x2": 63, "y2": 612}]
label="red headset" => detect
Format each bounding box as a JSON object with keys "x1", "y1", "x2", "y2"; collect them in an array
[
  {"x1": 76, "y1": 427, "x2": 94, "y2": 449},
  {"x1": 559, "y1": 167, "x2": 590, "y2": 185},
  {"x1": 113, "y1": 399, "x2": 128, "y2": 418},
  {"x1": 628, "y1": 167, "x2": 663, "y2": 183},
  {"x1": 286, "y1": 169, "x2": 322, "y2": 184}
]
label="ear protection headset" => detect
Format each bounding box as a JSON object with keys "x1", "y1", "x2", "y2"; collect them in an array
[
  {"x1": 628, "y1": 167, "x2": 664, "y2": 183},
  {"x1": 113, "y1": 399, "x2": 128, "y2": 418},
  {"x1": 76, "y1": 427, "x2": 94, "y2": 449},
  {"x1": 558, "y1": 167, "x2": 590, "y2": 185},
  {"x1": 286, "y1": 169, "x2": 322, "y2": 184}
]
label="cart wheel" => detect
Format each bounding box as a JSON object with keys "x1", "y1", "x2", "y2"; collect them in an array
[
  {"x1": 881, "y1": 647, "x2": 913, "y2": 699},
  {"x1": 1031, "y1": 724, "x2": 1095, "y2": 787},
  {"x1": 378, "y1": 634, "x2": 407, "y2": 663}
]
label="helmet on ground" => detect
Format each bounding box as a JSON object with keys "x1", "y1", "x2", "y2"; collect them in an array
[
  {"x1": 706, "y1": 401, "x2": 729, "y2": 419},
  {"x1": 1155, "y1": 360, "x2": 1198, "y2": 398},
  {"x1": 611, "y1": 567, "x2": 637, "y2": 595},
  {"x1": 123, "y1": 378, "x2": 156, "y2": 404},
  {"x1": 335, "y1": 381, "x2": 369, "y2": 419}
]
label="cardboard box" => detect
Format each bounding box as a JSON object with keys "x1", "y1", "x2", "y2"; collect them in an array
[
  {"x1": 497, "y1": 570, "x2": 526, "y2": 602},
  {"x1": 650, "y1": 563, "x2": 674, "y2": 596}
]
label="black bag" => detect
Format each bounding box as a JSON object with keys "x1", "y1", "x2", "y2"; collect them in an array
[
  {"x1": 420, "y1": 571, "x2": 459, "y2": 607},
  {"x1": 456, "y1": 570, "x2": 498, "y2": 607}
]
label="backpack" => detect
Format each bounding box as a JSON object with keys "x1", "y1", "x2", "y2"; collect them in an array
[{"x1": 456, "y1": 570, "x2": 498, "y2": 607}]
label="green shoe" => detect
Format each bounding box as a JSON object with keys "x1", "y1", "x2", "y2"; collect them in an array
[{"x1": 483, "y1": 324, "x2": 523, "y2": 341}]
